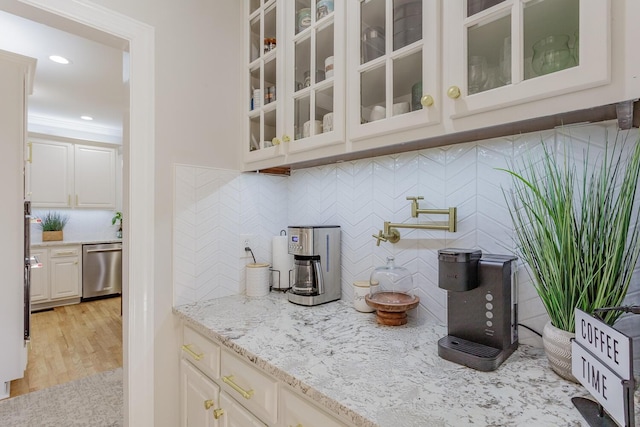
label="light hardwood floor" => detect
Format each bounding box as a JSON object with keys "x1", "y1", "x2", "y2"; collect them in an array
[{"x1": 10, "y1": 296, "x2": 123, "y2": 398}]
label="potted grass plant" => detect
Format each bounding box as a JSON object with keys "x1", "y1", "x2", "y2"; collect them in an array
[
  {"x1": 501, "y1": 133, "x2": 640, "y2": 382},
  {"x1": 39, "y1": 211, "x2": 70, "y2": 241}
]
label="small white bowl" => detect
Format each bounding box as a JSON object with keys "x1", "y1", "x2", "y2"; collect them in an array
[
  {"x1": 393, "y1": 101, "x2": 410, "y2": 116},
  {"x1": 369, "y1": 105, "x2": 386, "y2": 122}
]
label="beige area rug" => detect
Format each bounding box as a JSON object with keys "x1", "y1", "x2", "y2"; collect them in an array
[{"x1": 0, "y1": 368, "x2": 122, "y2": 427}]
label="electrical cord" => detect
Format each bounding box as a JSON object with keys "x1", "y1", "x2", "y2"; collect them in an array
[
  {"x1": 244, "y1": 246, "x2": 256, "y2": 264},
  {"x1": 518, "y1": 323, "x2": 542, "y2": 337}
]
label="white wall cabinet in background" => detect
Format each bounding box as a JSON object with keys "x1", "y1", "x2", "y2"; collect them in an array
[
  {"x1": 180, "y1": 324, "x2": 351, "y2": 427},
  {"x1": 30, "y1": 244, "x2": 81, "y2": 310},
  {"x1": 29, "y1": 138, "x2": 117, "y2": 209}
]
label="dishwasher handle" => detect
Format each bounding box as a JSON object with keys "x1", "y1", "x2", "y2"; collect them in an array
[{"x1": 85, "y1": 247, "x2": 122, "y2": 254}]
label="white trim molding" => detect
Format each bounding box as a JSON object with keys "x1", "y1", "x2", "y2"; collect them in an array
[{"x1": 18, "y1": 1, "x2": 156, "y2": 426}]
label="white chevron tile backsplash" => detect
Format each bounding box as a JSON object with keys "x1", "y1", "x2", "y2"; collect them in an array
[{"x1": 173, "y1": 122, "x2": 640, "y2": 361}]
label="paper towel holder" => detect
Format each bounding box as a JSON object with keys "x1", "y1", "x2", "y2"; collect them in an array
[{"x1": 271, "y1": 229, "x2": 294, "y2": 292}]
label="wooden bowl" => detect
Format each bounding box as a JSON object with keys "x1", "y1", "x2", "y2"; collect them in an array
[{"x1": 364, "y1": 292, "x2": 420, "y2": 326}]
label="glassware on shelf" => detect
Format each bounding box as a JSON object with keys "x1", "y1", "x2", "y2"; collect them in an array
[
  {"x1": 468, "y1": 55, "x2": 488, "y2": 94},
  {"x1": 499, "y1": 35, "x2": 511, "y2": 84},
  {"x1": 531, "y1": 34, "x2": 575, "y2": 76},
  {"x1": 573, "y1": 29, "x2": 579, "y2": 65},
  {"x1": 362, "y1": 26, "x2": 385, "y2": 63}
]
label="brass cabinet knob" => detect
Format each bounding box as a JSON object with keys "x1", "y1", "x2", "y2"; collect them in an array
[
  {"x1": 447, "y1": 86, "x2": 461, "y2": 99},
  {"x1": 213, "y1": 408, "x2": 225, "y2": 419},
  {"x1": 282, "y1": 134, "x2": 291, "y2": 143},
  {"x1": 420, "y1": 94, "x2": 434, "y2": 107},
  {"x1": 204, "y1": 399, "x2": 214, "y2": 410},
  {"x1": 272, "y1": 138, "x2": 281, "y2": 146}
]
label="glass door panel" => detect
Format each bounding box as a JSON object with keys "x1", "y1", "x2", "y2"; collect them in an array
[
  {"x1": 316, "y1": 23, "x2": 334, "y2": 84},
  {"x1": 264, "y1": 5, "x2": 277, "y2": 56},
  {"x1": 295, "y1": 37, "x2": 311, "y2": 91},
  {"x1": 467, "y1": 13, "x2": 510, "y2": 95},
  {"x1": 361, "y1": 65, "x2": 386, "y2": 123},
  {"x1": 524, "y1": 0, "x2": 579, "y2": 80},
  {"x1": 361, "y1": 0, "x2": 386, "y2": 64},
  {"x1": 317, "y1": 86, "x2": 334, "y2": 133},
  {"x1": 249, "y1": 67, "x2": 261, "y2": 111},
  {"x1": 250, "y1": 17, "x2": 261, "y2": 63},
  {"x1": 264, "y1": 59, "x2": 277, "y2": 105},
  {"x1": 249, "y1": 0, "x2": 261, "y2": 15},
  {"x1": 294, "y1": 96, "x2": 311, "y2": 140},
  {"x1": 250, "y1": 116, "x2": 260, "y2": 152},
  {"x1": 467, "y1": 0, "x2": 506, "y2": 17},
  {"x1": 264, "y1": 110, "x2": 277, "y2": 147},
  {"x1": 393, "y1": 0, "x2": 421, "y2": 51},
  {"x1": 392, "y1": 51, "x2": 420, "y2": 117},
  {"x1": 295, "y1": 1, "x2": 312, "y2": 35}
]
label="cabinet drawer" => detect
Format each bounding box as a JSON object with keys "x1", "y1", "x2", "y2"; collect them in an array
[
  {"x1": 280, "y1": 386, "x2": 349, "y2": 427},
  {"x1": 50, "y1": 246, "x2": 80, "y2": 258},
  {"x1": 182, "y1": 326, "x2": 221, "y2": 380},
  {"x1": 220, "y1": 349, "x2": 278, "y2": 425}
]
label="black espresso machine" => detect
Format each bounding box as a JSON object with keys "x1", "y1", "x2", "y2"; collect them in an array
[{"x1": 437, "y1": 248, "x2": 518, "y2": 371}]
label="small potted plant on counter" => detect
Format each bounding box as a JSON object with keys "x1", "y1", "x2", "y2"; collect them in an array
[
  {"x1": 501, "y1": 133, "x2": 640, "y2": 382},
  {"x1": 39, "y1": 211, "x2": 70, "y2": 242},
  {"x1": 112, "y1": 211, "x2": 123, "y2": 238}
]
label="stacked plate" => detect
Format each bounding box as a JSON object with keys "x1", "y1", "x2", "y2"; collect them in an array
[{"x1": 393, "y1": 1, "x2": 422, "y2": 50}]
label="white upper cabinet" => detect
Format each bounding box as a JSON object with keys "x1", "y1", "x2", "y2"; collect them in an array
[
  {"x1": 29, "y1": 138, "x2": 117, "y2": 209},
  {"x1": 442, "y1": 0, "x2": 613, "y2": 125},
  {"x1": 243, "y1": 0, "x2": 346, "y2": 169},
  {"x1": 240, "y1": 0, "x2": 640, "y2": 169},
  {"x1": 348, "y1": 0, "x2": 440, "y2": 144},
  {"x1": 285, "y1": 0, "x2": 345, "y2": 157},
  {"x1": 244, "y1": 0, "x2": 286, "y2": 165}
]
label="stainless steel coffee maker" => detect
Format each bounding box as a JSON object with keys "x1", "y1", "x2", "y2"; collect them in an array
[
  {"x1": 437, "y1": 248, "x2": 518, "y2": 371},
  {"x1": 287, "y1": 226, "x2": 341, "y2": 306}
]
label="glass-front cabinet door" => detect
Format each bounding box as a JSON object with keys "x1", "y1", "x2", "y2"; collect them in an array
[
  {"x1": 348, "y1": 0, "x2": 440, "y2": 142},
  {"x1": 244, "y1": 0, "x2": 285, "y2": 163},
  {"x1": 443, "y1": 0, "x2": 609, "y2": 120},
  {"x1": 285, "y1": 1, "x2": 345, "y2": 155}
]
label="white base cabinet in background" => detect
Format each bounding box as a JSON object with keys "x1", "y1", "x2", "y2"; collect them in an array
[
  {"x1": 30, "y1": 245, "x2": 81, "y2": 310},
  {"x1": 180, "y1": 324, "x2": 352, "y2": 427}
]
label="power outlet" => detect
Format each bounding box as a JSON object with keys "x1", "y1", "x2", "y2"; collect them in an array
[{"x1": 240, "y1": 234, "x2": 255, "y2": 258}]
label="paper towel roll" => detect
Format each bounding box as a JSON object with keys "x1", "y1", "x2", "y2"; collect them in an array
[{"x1": 272, "y1": 235, "x2": 294, "y2": 289}]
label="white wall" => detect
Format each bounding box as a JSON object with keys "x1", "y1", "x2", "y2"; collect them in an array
[
  {"x1": 30, "y1": 209, "x2": 120, "y2": 242},
  {"x1": 82, "y1": 1, "x2": 243, "y2": 426},
  {"x1": 174, "y1": 121, "x2": 640, "y2": 370}
]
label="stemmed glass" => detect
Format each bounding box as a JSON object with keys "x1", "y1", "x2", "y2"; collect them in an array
[{"x1": 468, "y1": 56, "x2": 488, "y2": 94}]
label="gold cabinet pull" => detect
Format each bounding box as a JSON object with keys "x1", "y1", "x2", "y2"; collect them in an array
[
  {"x1": 282, "y1": 134, "x2": 291, "y2": 142},
  {"x1": 447, "y1": 86, "x2": 461, "y2": 99},
  {"x1": 213, "y1": 408, "x2": 224, "y2": 420},
  {"x1": 272, "y1": 137, "x2": 281, "y2": 146},
  {"x1": 181, "y1": 344, "x2": 204, "y2": 361},
  {"x1": 204, "y1": 399, "x2": 214, "y2": 410},
  {"x1": 222, "y1": 375, "x2": 254, "y2": 399},
  {"x1": 420, "y1": 94, "x2": 434, "y2": 107},
  {"x1": 27, "y1": 142, "x2": 33, "y2": 163}
]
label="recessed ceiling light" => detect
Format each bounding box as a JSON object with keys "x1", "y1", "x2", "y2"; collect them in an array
[
  {"x1": 49, "y1": 55, "x2": 70, "y2": 64},
  {"x1": 80, "y1": 115, "x2": 93, "y2": 121}
]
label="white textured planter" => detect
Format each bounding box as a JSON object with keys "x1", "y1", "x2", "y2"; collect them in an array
[{"x1": 542, "y1": 321, "x2": 578, "y2": 383}]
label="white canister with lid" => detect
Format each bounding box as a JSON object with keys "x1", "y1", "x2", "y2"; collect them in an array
[
  {"x1": 353, "y1": 280, "x2": 377, "y2": 312},
  {"x1": 325, "y1": 55, "x2": 334, "y2": 78}
]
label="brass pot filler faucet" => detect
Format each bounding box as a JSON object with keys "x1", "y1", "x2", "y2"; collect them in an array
[{"x1": 372, "y1": 196, "x2": 457, "y2": 246}]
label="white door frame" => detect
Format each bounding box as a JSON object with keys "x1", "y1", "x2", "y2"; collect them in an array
[{"x1": 18, "y1": 1, "x2": 156, "y2": 425}]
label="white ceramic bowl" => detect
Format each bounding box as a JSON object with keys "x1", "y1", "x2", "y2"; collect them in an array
[
  {"x1": 393, "y1": 101, "x2": 410, "y2": 116},
  {"x1": 369, "y1": 105, "x2": 386, "y2": 122}
]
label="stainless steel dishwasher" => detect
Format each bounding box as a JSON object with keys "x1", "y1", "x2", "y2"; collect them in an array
[{"x1": 82, "y1": 242, "x2": 122, "y2": 299}]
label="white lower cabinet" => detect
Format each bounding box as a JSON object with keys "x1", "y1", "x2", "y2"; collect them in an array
[
  {"x1": 279, "y1": 386, "x2": 346, "y2": 427},
  {"x1": 180, "y1": 324, "x2": 353, "y2": 427},
  {"x1": 31, "y1": 245, "x2": 82, "y2": 310},
  {"x1": 181, "y1": 359, "x2": 221, "y2": 427},
  {"x1": 218, "y1": 391, "x2": 265, "y2": 427}
]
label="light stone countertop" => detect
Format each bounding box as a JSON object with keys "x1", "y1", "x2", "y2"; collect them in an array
[
  {"x1": 31, "y1": 238, "x2": 122, "y2": 248},
  {"x1": 174, "y1": 293, "x2": 640, "y2": 427}
]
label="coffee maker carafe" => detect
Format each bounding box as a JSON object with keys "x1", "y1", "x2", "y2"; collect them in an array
[
  {"x1": 437, "y1": 248, "x2": 518, "y2": 371},
  {"x1": 288, "y1": 226, "x2": 340, "y2": 306}
]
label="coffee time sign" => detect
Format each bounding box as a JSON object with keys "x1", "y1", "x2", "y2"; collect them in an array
[{"x1": 572, "y1": 309, "x2": 635, "y2": 426}]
